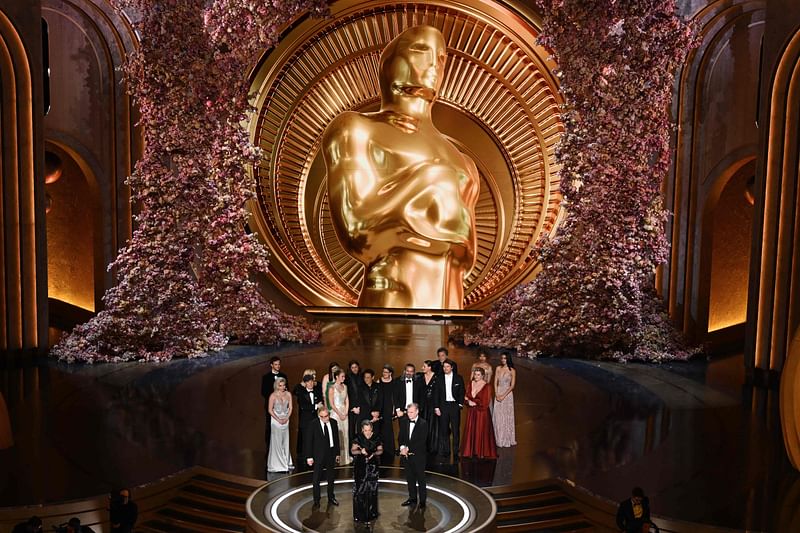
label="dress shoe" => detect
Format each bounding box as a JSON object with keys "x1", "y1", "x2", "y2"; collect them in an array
[
  {"x1": 419, "y1": 502, "x2": 426, "y2": 509},
  {"x1": 312, "y1": 500, "x2": 320, "y2": 508},
  {"x1": 329, "y1": 497, "x2": 339, "y2": 506},
  {"x1": 401, "y1": 499, "x2": 417, "y2": 506}
]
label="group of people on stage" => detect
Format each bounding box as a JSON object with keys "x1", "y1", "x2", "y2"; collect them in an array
[{"x1": 260, "y1": 347, "x2": 517, "y2": 523}]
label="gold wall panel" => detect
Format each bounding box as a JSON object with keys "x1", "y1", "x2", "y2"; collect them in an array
[{"x1": 248, "y1": 0, "x2": 563, "y2": 309}]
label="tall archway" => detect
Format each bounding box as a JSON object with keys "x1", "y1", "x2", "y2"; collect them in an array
[
  {"x1": 749, "y1": 23, "x2": 800, "y2": 469},
  {"x1": 42, "y1": 0, "x2": 140, "y2": 302},
  {"x1": 664, "y1": 0, "x2": 765, "y2": 344},
  {"x1": 0, "y1": 9, "x2": 47, "y2": 354}
]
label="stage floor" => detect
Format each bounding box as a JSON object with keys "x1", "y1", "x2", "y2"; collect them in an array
[
  {"x1": 246, "y1": 467, "x2": 496, "y2": 532},
  {"x1": 0, "y1": 318, "x2": 795, "y2": 531}
]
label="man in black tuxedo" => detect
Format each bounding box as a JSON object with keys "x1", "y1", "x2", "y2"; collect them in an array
[
  {"x1": 434, "y1": 359, "x2": 464, "y2": 461},
  {"x1": 393, "y1": 363, "x2": 422, "y2": 419},
  {"x1": 431, "y1": 347, "x2": 458, "y2": 376},
  {"x1": 304, "y1": 408, "x2": 341, "y2": 507},
  {"x1": 260, "y1": 356, "x2": 288, "y2": 451},
  {"x1": 398, "y1": 402, "x2": 428, "y2": 508},
  {"x1": 294, "y1": 374, "x2": 324, "y2": 466}
]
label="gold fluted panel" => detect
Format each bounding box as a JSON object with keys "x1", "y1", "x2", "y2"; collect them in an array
[{"x1": 248, "y1": 0, "x2": 563, "y2": 309}]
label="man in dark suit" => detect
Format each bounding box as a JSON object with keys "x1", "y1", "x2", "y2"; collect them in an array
[
  {"x1": 393, "y1": 363, "x2": 422, "y2": 419},
  {"x1": 431, "y1": 347, "x2": 458, "y2": 376},
  {"x1": 260, "y1": 356, "x2": 288, "y2": 451},
  {"x1": 434, "y1": 359, "x2": 464, "y2": 460},
  {"x1": 304, "y1": 407, "x2": 341, "y2": 507},
  {"x1": 398, "y1": 403, "x2": 428, "y2": 508},
  {"x1": 616, "y1": 487, "x2": 652, "y2": 533},
  {"x1": 294, "y1": 374, "x2": 324, "y2": 466}
]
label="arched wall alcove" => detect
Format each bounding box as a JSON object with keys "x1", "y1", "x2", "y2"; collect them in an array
[
  {"x1": 42, "y1": 0, "x2": 140, "y2": 309},
  {"x1": 44, "y1": 141, "x2": 100, "y2": 315},
  {"x1": 664, "y1": 0, "x2": 765, "y2": 346},
  {"x1": 705, "y1": 157, "x2": 755, "y2": 337}
]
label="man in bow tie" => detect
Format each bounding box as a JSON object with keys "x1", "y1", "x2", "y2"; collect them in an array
[
  {"x1": 294, "y1": 374, "x2": 324, "y2": 470},
  {"x1": 393, "y1": 363, "x2": 421, "y2": 419},
  {"x1": 260, "y1": 356, "x2": 288, "y2": 454},
  {"x1": 398, "y1": 402, "x2": 428, "y2": 509},
  {"x1": 434, "y1": 359, "x2": 465, "y2": 461}
]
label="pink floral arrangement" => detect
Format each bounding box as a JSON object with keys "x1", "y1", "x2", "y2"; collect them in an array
[
  {"x1": 52, "y1": 0, "x2": 328, "y2": 363},
  {"x1": 464, "y1": 0, "x2": 701, "y2": 361}
]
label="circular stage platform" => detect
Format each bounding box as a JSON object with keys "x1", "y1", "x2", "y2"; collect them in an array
[{"x1": 246, "y1": 466, "x2": 496, "y2": 532}]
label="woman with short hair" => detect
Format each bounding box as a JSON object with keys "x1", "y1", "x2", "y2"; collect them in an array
[{"x1": 351, "y1": 420, "x2": 383, "y2": 524}]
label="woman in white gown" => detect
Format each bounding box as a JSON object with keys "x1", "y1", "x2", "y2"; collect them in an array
[
  {"x1": 267, "y1": 377, "x2": 294, "y2": 472},
  {"x1": 327, "y1": 368, "x2": 351, "y2": 464}
]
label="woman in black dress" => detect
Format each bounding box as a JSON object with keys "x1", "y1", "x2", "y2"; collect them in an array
[
  {"x1": 377, "y1": 364, "x2": 396, "y2": 465},
  {"x1": 419, "y1": 360, "x2": 441, "y2": 456},
  {"x1": 351, "y1": 420, "x2": 383, "y2": 524}
]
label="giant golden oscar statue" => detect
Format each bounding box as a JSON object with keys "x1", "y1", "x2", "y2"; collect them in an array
[{"x1": 323, "y1": 26, "x2": 480, "y2": 309}]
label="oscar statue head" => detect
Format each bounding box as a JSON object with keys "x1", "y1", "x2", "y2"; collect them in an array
[{"x1": 379, "y1": 25, "x2": 447, "y2": 109}]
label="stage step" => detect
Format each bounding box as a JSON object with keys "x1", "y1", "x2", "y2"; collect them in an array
[
  {"x1": 487, "y1": 480, "x2": 616, "y2": 532},
  {"x1": 136, "y1": 470, "x2": 260, "y2": 533}
]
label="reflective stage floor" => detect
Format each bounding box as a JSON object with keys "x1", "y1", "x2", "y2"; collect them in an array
[
  {"x1": 246, "y1": 467, "x2": 496, "y2": 532},
  {"x1": 0, "y1": 318, "x2": 796, "y2": 531}
]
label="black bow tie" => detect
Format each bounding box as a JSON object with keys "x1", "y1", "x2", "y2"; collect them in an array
[
  {"x1": 409, "y1": 420, "x2": 416, "y2": 424},
  {"x1": 405, "y1": 379, "x2": 413, "y2": 383}
]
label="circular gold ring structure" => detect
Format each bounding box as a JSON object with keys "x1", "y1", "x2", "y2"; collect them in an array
[{"x1": 249, "y1": 0, "x2": 563, "y2": 309}]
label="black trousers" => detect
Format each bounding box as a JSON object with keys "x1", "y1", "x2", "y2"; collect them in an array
[
  {"x1": 380, "y1": 418, "x2": 395, "y2": 465},
  {"x1": 296, "y1": 415, "x2": 315, "y2": 465},
  {"x1": 439, "y1": 402, "x2": 461, "y2": 456},
  {"x1": 404, "y1": 454, "x2": 427, "y2": 503},
  {"x1": 312, "y1": 452, "x2": 337, "y2": 502}
]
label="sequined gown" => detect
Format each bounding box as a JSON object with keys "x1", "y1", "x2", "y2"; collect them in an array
[
  {"x1": 331, "y1": 385, "x2": 351, "y2": 464},
  {"x1": 493, "y1": 370, "x2": 517, "y2": 447},
  {"x1": 267, "y1": 396, "x2": 294, "y2": 472},
  {"x1": 352, "y1": 434, "x2": 383, "y2": 522}
]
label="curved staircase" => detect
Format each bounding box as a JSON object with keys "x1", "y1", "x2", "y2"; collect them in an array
[
  {"x1": 0, "y1": 468, "x2": 744, "y2": 533},
  {"x1": 487, "y1": 481, "x2": 615, "y2": 532},
  {"x1": 138, "y1": 472, "x2": 255, "y2": 532}
]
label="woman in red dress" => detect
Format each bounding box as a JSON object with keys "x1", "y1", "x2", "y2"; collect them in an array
[{"x1": 461, "y1": 367, "x2": 497, "y2": 459}]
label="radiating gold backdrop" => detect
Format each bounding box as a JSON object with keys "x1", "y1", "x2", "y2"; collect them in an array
[{"x1": 248, "y1": 0, "x2": 564, "y2": 309}]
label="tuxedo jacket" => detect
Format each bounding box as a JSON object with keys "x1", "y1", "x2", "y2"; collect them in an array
[
  {"x1": 357, "y1": 383, "x2": 383, "y2": 420},
  {"x1": 346, "y1": 372, "x2": 364, "y2": 408},
  {"x1": 294, "y1": 384, "x2": 323, "y2": 427},
  {"x1": 434, "y1": 372, "x2": 465, "y2": 409},
  {"x1": 303, "y1": 418, "x2": 341, "y2": 462},
  {"x1": 398, "y1": 416, "x2": 428, "y2": 458},
  {"x1": 393, "y1": 375, "x2": 423, "y2": 413},
  {"x1": 431, "y1": 359, "x2": 458, "y2": 377},
  {"x1": 261, "y1": 371, "x2": 288, "y2": 398}
]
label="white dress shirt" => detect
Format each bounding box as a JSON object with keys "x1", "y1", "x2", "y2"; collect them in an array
[
  {"x1": 409, "y1": 417, "x2": 417, "y2": 439},
  {"x1": 445, "y1": 373, "x2": 454, "y2": 401},
  {"x1": 321, "y1": 419, "x2": 334, "y2": 447},
  {"x1": 404, "y1": 377, "x2": 414, "y2": 408}
]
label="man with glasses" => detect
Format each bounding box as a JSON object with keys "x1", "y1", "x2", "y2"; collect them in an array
[{"x1": 304, "y1": 408, "x2": 341, "y2": 507}]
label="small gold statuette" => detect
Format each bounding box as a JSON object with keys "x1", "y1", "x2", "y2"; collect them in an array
[{"x1": 323, "y1": 25, "x2": 480, "y2": 309}]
